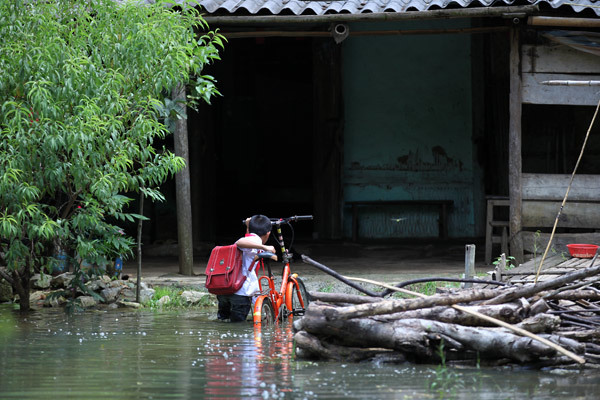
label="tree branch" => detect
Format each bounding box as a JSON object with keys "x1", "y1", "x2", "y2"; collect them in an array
[{"x1": 0, "y1": 267, "x2": 14, "y2": 286}]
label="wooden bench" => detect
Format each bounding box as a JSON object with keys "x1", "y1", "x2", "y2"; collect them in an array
[{"x1": 345, "y1": 200, "x2": 454, "y2": 241}]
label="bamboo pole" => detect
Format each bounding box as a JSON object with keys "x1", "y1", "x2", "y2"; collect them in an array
[
  {"x1": 344, "y1": 276, "x2": 586, "y2": 364},
  {"x1": 541, "y1": 80, "x2": 600, "y2": 86},
  {"x1": 528, "y1": 16, "x2": 600, "y2": 28}
]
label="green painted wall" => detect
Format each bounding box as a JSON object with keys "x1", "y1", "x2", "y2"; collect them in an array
[{"x1": 342, "y1": 20, "x2": 482, "y2": 239}]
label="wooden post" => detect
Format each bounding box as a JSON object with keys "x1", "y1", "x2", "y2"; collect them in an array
[
  {"x1": 464, "y1": 244, "x2": 476, "y2": 288},
  {"x1": 136, "y1": 191, "x2": 144, "y2": 303},
  {"x1": 501, "y1": 226, "x2": 509, "y2": 256},
  {"x1": 352, "y1": 204, "x2": 358, "y2": 242},
  {"x1": 484, "y1": 199, "x2": 493, "y2": 265},
  {"x1": 312, "y1": 39, "x2": 343, "y2": 239},
  {"x1": 508, "y1": 27, "x2": 524, "y2": 265},
  {"x1": 494, "y1": 252, "x2": 506, "y2": 282},
  {"x1": 173, "y1": 84, "x2": 194, "y2": 276}
]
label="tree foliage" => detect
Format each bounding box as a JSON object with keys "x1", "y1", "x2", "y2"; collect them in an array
[{"x1": 0, "y1": 0, "x2": 223, "y2": 309}]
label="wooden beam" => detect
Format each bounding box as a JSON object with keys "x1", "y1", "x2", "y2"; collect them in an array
[
  {"x1": 508, "y1": 28, "x2": 524, "y2": 264},
  {"x1": 521, "y1": 44, "x2": 600, "y2": 75},
  {"x1": 221, "y1": 26, "x2": 510, "y2": 39},
  {"x1": 523, "y1": 201, "x2": 600, "y2": 229},
  {"x1": 203, "y1": 5, "x2": 539, "y2": 25}
]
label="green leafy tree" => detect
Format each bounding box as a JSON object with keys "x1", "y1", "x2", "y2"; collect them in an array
[{"x1": 0, "y1": 0, "x2": 223, "y2": 311}]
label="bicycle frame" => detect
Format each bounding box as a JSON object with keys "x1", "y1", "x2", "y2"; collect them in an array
[{"x1": 252, "y1": 216, "x2": 311, "y2": 325}]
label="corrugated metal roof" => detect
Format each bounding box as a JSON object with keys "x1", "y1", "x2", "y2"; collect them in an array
[{"x1": 193, "y1": 0, "x2": 600, "y2": 17}]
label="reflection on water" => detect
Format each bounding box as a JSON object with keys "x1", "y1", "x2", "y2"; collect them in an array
[{"x1": 0, "y1": 304, "x2": 599, "y2": 399}]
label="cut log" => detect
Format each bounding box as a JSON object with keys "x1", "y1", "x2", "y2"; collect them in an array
[
  {"x1": 584, "y1": 353, "x2": 600, "y2": 364},
  {"x1": 545, "y1": 289, "x2": 600, "y2": 301},
  {"x1": 585, "y1": 342, "x2": 600, "y2": 354},
  {"x1": 295, "y1": 257, "x2": 600, "y2": 367},
  {"x1": 559, "y1": 329, "x2": 600, "y2": 342},
  {"x1": 341, "y1": 276, "x2": 586, "y2": 364},
  {"x1": 537, "y1": 334, "x2": 585, "y2": 354},
  {"x1": 514, "y1": 313, "x2": 561, "y2": 333},
  {"x1": 325, "y1": 287, "x2": 503, "y2": 320},
  {"x1": 530, "y1": 299, "x2": 550, "y2": 315},
  {"x1": 300, "y1": 305, "x2": 434, "y2": 358},
  {"x1": 299, "y1": 308, "x2": 565, "y2": 363},
  {"x1": 375, "y1": 301, "x2": 530, "y2": 326},
  {"x1": 293, "y1": 331, "x2": 406, "y2": 362}
]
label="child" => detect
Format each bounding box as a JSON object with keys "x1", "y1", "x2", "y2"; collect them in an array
[{"x1": 217, "y1": 214, "x2": 275, "y2": 322}]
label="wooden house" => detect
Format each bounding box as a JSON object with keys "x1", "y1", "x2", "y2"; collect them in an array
[{"x1": 146, "y1": 0, "x2": 600, "y2": 267}]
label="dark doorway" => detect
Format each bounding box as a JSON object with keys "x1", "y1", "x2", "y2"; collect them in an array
[
  {"x1": 522, "y1": 104, "x2": 600, "y2": 175},
  {"x1": 192, "y1": 36, "x2": 315, "y2": 242}
]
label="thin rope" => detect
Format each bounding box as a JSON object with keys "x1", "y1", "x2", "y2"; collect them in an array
[{"x1": 534, "y1": 97, "x2": 600, "y2": 283}]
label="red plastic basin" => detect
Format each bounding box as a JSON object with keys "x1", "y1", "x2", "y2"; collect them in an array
[{"x1": 566, "y1": 244, "x2": 599, "y2": 258}]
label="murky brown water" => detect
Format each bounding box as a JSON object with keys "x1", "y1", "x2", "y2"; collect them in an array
[{"x1": 0, "y1": 304, "x2": 599, "y2": 399}]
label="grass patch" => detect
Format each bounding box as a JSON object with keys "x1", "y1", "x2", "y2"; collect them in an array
[
  {"x1": 428, "y1": 341, "x2": 464, "y2": 399},
  {"x1": 144, "y1": 286, "x2": 215, "y2": 310},
  {"x1": 391, "y1": 281, "x2": 461, "y2": 298},
  {"x1": 318, "y1": 284, "x2": 335, "y2": 293}
]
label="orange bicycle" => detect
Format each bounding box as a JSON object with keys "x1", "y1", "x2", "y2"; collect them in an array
[{"x1": 252, "y1": 215, "x2": 312, "y2": 325}]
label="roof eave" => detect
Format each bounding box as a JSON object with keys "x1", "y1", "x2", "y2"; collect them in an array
[{"x1": 202, "y1": 5, "x2": 541, "y2": 25}]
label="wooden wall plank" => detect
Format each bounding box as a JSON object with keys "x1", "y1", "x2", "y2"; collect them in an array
[
  {"x1": 522, "y1": 231, "x2": 600, "y2": 255},
  {"x1": 522, "y1": 44, "x2": 600, "y2": 74},
  {"x1": 522, "y1": 201, "x2": 600, "y2": 228},
  {"x1": 522, "y1": 173, "x2": 600, "y2": 201},
  {"x1": 522, "y1": 72, "x2": 600, "y2": 105}
]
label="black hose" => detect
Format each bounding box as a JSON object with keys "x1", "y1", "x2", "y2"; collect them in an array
[
  {"x1": 301, "y1": 255, "x2": 383, "y2": 297},
  {"x1": 380, "y1": 277, "x2": 506, "y2": 297},
  {"x1": 301, "y1": 254, "x2": 508, "y2": 299}
]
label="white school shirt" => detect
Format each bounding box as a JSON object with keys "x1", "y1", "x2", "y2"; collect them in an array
[{"x1": 235, "y1": 234, "x2": 261, "y2": 297}]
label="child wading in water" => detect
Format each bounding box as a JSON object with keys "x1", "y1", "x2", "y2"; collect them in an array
[{"x1": 217, "y1": 214, "x2": 275, "y2": 322}]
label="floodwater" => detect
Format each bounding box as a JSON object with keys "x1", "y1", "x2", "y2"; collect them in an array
[{"x1": 0, "y1": 305, "x2": 599, "y2": 399}]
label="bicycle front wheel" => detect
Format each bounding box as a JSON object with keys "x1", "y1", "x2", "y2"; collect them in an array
[
  {"x1": 253, "y1": 297, "x2": 275, "y2": 326},
  {"x1": 286, "y1": 277, "x2": 310, "y2": 315}
]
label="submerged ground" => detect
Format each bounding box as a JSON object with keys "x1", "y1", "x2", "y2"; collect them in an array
[{"x1": 2, "y1": 306, "x2": 600, "y2": 399}]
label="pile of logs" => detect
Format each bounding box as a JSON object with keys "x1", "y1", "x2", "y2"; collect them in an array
[{"x1": 294, "y1": 255, "x2": 600, "y2": 368}]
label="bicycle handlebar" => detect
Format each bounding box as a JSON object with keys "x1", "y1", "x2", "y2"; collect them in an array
[
  {"x1": 241, "y1": 215, "x2": 313, "y2": 226},
  {"x1": 270, "y1": 215, "x2": 313, "y2": 225}
]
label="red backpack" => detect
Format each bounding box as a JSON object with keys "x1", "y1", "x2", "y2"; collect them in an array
[{"x1": 204, "y1": 245, "x2": 247, "y2": 295}]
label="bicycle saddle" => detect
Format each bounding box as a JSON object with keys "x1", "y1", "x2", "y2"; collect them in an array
[{"x1": 256, "y1": 252, "x2": 277, "y2": 261}]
